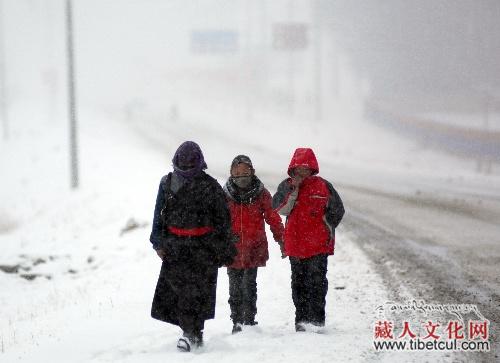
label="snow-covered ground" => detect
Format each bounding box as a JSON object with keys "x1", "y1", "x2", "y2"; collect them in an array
[
  {"x1": 2, "y1": 103, "x2": 485, "y2": 362},
  {"x1": 0, "y1": 111, "x2": 389, "y2": 363}
]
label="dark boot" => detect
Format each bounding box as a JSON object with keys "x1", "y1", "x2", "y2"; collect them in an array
[
  {"x1": 295, "y1": 322, "x2": 306, "y2": 332},
  {"x1": 176, "y1": 337, "x2": 191, "y2": 352},
  {"x1": 243, "y1": 319, "x2": 258, "y2": 326},
  {"x1": 232, "y1": 322, "x2": 243, "y2": 334},
  {"x1": 177, "y1": 331, "x2": 203, "y2": 352}
]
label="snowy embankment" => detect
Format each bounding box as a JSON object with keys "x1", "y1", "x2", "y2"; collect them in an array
[{"x1": 0, "y1": 112, "x2": 397, "y2": 362}]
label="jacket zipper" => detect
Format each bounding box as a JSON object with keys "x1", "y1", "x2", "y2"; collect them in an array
[{"x1": 240, "y1": 203, "x2": 244, "y2": 245}]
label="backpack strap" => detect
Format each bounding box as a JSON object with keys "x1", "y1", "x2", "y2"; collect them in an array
[{"x1": 160, "y1": 173, "x2": 173, "y2": 225}]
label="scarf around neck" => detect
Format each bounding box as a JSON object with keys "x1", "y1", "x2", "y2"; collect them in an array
[{"x1": 224, "y1": 175, "x2": 264, "y2": 204}]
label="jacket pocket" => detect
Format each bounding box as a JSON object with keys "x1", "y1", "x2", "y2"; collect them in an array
[{"x1": 307, "y1": 194, "x2": 328, "y2": 216}]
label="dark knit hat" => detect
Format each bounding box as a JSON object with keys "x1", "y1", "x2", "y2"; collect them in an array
[{"x1": 231, "y1": 154, "x2": 253, "y2": 169}]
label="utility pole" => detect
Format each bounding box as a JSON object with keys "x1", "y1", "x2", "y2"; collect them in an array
[
  {"x1": 259, "y1": 0, "x2": 268, "y2": 112},
  {"x1": 0, "y1": 0, "x2": 8, "y2": 141},
  {"x1": 288, "y1": 0, "x2": 295, "y2": 117},
  {"x1": 66, "y1": 0, "x2": 79, "y2": 188},
  {"x1": 313, "y1": 0, "x2": 322, "y2": 122},
  {"x1": 44, "y1": 1, "x2": 58, "y2": 124},
  {"x1": 245, "y1": 0, "x2": 253, "y2": 123}
]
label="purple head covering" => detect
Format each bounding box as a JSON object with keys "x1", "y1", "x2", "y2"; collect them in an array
[{"x1": 172, "y1": 141, "x2": 207, "y2": 179}]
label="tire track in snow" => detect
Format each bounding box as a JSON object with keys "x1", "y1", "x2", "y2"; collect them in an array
[{"x1": 342, "y1": 187, "x2": 499, "y2": 363}]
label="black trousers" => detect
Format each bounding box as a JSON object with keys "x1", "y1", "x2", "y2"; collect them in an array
[
  {"x1": 227, "y1": 267, "x2": 258, "y2": 324},
  {"x1": 290, "y1": 254, "x2": 328, "y2": 325}
]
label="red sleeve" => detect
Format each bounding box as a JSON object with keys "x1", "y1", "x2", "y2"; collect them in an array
[{"x1": 261, "y1": 189, "x2": 284, "y2": 242}]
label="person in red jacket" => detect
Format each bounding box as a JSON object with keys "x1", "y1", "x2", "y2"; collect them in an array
[
  {"x1": 224, "y1": 155, "x2": 285, "y2": 334},
  {"x1": 272, "y1": 148, "x2": 344, "y2": 332}
]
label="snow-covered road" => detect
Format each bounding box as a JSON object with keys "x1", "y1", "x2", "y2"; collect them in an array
[{"x1": 342, "y1": 183, "x2": 500, "y2": 363}]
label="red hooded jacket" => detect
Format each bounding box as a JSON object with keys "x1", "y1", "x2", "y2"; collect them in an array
[{"x1": 272, "y1": 148, "x2": 344, "y2": 259}]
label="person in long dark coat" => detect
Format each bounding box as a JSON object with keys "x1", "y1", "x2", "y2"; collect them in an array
[{"x1": 149, "y1": 141, "x2": 236, "y2": 352}]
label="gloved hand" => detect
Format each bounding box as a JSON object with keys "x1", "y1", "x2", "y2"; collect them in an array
[
  {"x1": 215, "y1": 237, "x2": 238, "y2": 267},
  {"x1": 230, "y1": 233, "x2": 240, "y2": 244},
  {"x1": 217, "y1": 248, "x2": 237, "y2": 267},
  {"x1": 155, "y1": 249, "x2": 167, "y2": 261},
  {"x1": 277, "y1": 241, "x2": 287, "y2": 259}
]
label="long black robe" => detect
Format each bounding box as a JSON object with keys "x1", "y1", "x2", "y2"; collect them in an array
[{"x1": 150, "y1": 172, "x2": 236, "y2": 326}]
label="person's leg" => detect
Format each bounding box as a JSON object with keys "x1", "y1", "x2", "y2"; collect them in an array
[
  {"x1": 178, "y1": 314, "x2": 204, "y2": 339},
  {"x1": 177, "y1": 295, "x2": 204, "y2": 342},
  {"x1": 242, "y1": 267, "x2": 258, "y2": 325},
  {"x1": 306, "y1": 254, "x2": 328, "y2": 326},
  {"x1": 177, "y1": 315, "x2": 204, "y2": 351},
  {"x1": 175, "y1": 264, "x2": 207, "y2": 349},
  {"x1": 227, "y1": 268, "x2": 244, "y2": 325},
  {"x1": 290, "y1": 257, "x2": 308, "y2": 328},
  {"x1": 190, "y1": 319, "x2": 205, "y2": 343}
]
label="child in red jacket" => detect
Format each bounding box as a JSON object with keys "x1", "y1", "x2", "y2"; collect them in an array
[{"x1": 224, "y1": 155, "x2": 285, "y2": 333}]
